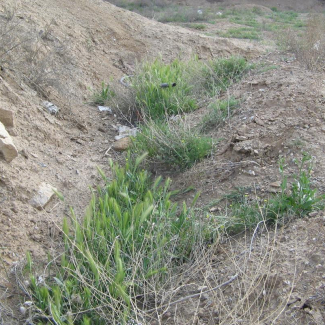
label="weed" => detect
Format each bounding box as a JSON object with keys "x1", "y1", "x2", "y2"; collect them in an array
[
  {"x1": 267, "y1": 153, "x2": 325, "y2": 219},
  {"x1": 131, "y1": 58, "x2": 199, "y2": 119},
  {"x1": 157, "y1": 7, "x2": 208, "y2": 23},
  {"x1": 218, "y1": 27, "x2": 260, "y2": 40},
  {"x1": 199, "y1": 97, "x2": 239, "y2": 132},
  {"x1": 89, "y1": 82, "x2": 115, "y2": 106},
  {"x1": 27, "y1": 153, "x2": 214, "y2": 324},
  {"x1": 187, "y1": 23, "x2": 206, "y2": 30},
  {"x1": 214, "y1": 153, "x2": 325, "y2": 234},
  {"x1": 203, "y1": 56, "x2": 251, "y2": 95},
  {"x1": 131, "y1": 119, "x2": 214, "y2": 170}
]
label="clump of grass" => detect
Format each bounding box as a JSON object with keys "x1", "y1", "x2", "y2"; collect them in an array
[
  {"x1": 132, "y1": 119, "x2": 214, "y2": 170},
  {"x1": 27, "y1": 153, "x2": 214, "y2": 324},
  {"x1": 89, "y1": 82, "x2": 115, "y2": 106},
  {"x1": 267, "y1": 153, "x2": 325, "y2": 219},
  {"x1": 131, "y1": 58, "x2": 199, "y2": 119},
  {"x1": 187, "y1": 23, "x2": 206, "y2": 30},
  {"x1": 203, "y1": 56, "x2": 252, "y2": 95},
  {"x1": 199, "y1": 97, "x2": 239, "y2": 132},
  {"x1": 219, "y1": 27, "x2": 260, "y2": 40}
]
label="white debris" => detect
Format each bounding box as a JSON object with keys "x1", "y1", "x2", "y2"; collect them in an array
[{"x1": 43, "y1": 101, "x2": 59, "y2": 115}]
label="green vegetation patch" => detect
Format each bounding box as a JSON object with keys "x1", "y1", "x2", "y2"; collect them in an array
[
  {"x1": 215, "y1": 153, "x2": 325, "y2": 234},
  {"x1": 27, "y1": 154, "x2": 214, "y2": 324},
  {"x1": 132, "y1": 58, "x2": 198, "y2": 119},
  {"x1": 132, "y1": 120, "x2": 214, "y2": 170},
  {"x1": 218, "y1": 27, "x2": 260, "y2": 40}
]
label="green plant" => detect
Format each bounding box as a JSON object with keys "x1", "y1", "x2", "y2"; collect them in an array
[
  {"x1": 213, "y1": 153, "x2": 325, "y2": 234},
  {"x1": 131, "y1": 58, "x2": 199, "y2": 119},
  {"x1": 199, "y1": 98, "x2": 239, "y2": 132},
  {"x1": 218, "y1": 27, "x2": 260, "y2": 40},
  {"x1": 188, "y1": 23, "x2": 206, "y2": 30},
  {"x1": 267, "y1": 153, "x2": 325, "y2": 219},
  {"x1": 27, "y1": 153, "x2": 214, "y2": 324},
  {"x1": 132, "y1": 120, "x2": 214, "y2": 170},
  {"x1": 90, "y1": 82, "x2": 115, "y2": 106},
  {"x1": 203, "y1": 56, "x2": 252, "y2": 95}
]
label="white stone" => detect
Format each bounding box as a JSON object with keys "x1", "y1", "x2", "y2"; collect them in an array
[
  {"x1": 0, "y1": 121, "x2": 18, "y2": 162},
  {"x1": 29, "y1": 182, "x2": 57, "y2": 210}
]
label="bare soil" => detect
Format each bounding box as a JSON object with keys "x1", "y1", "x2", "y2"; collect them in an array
[{"x1": 1, "y1": 0, "x2": 325, "y2": 324}]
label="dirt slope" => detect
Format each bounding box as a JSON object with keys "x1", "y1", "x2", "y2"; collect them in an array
[{"x1": 0, "y1": 0, "x2": 262, "y2": 274}]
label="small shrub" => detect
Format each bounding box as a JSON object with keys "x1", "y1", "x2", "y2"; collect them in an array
[
  {"x1": 27, "y1": 154, "x2": 214, "y2": 324},
  {"x1": 132, "y1": 119, "x2": 214, "y2": 170},
  {"x1": 280, "y1": 14, "x2": 325, "y2": 70},
  {"x1": 89, "y1": 82, "x2": 115, "y2": 106}
]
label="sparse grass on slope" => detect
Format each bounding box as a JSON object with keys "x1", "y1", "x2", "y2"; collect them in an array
[{"x1": 127, "y1": 56, "x2": 251, "y2": 170}]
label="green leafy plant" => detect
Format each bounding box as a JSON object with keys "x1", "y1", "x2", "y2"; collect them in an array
[
  {"x1": 90, "y1": 82, "x2": 115, "y2": 106},
  {"x1": 27, "y1": 153, "x2": 214, "y2": 324},
  {"x1": 267, "y1": 153, "x2": 325, "y2": 219}
]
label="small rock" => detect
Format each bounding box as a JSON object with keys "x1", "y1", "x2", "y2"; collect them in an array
[
  {"x1": 162, "y1": 312, "x2": 171, "y2": 320},
  {"x1": 29, "y1": 182, "x2": 57, "y2": 210},
  {"x1": 19, "y1": 306, "x2": 26, "y2": 315},
  {"x1": 43, "y1": 101, "x2": 59, "y2": 115},
  {"x1": 0, "y1": 121, "x2": 18, "y2": 162},
  {"x1": 112, "y1": 137, "x2": 131, "y2": 151},
  {"x1": 270, "y1": 181, "x2": 282, "y2": 188},
  {"x1": 0, "y1": 108, "x2": 14, "y2": 127},
  {"x1": 98, "y1": 106, "x2": 112, "y2": 113},
  {"x1": 235, "y1": 135, "x2": 247, "y2": 141},
  {"x1": 253, "y1": 116, "x2": 265, "y2": 126},
  {"x1": 115, "y1": 125, "x2": 138, "y2": 140},
  {"x1": 233, "y1": 140, "x2": 255, "y2": 154},
  {"x1": 309, "y1": 211, "x2": 318, "y2": 217}
]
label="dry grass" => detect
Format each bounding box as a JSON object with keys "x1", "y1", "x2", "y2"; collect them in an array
[
  {"x1": 281, "y1": 14, "x2": 325, "y2": 70},
  {"x1": 0, "y1": 5, "x2": 74, "y2": 99},
  {"x1": 152, "y1": 221, "x2": 297, "y2": 325}
]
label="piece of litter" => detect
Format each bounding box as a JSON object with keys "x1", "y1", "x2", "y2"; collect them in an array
[
  {"x1": 43, "y1": 101, "x2": 59, "y2": 115},
  {"x1": 98, "y1": 106, "x2": 112, "y2": 113}
]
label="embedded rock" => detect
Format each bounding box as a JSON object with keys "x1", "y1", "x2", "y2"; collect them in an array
[
  {"x1": 0, "y1": 108, "x2": 14, "y2": 127},
  {"x1": 29, "y1": 182, "x2": 57, "y2": 210},
  {"x1": 112, "y1": 137, "x2": 131, "y2": 151},
  {"x1": 0, "y1": 121, "x2": 18, "y2": 162}
]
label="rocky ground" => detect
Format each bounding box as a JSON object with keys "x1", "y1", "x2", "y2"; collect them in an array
[{"x1": 1, "y1": 0, "x2": 325, "y2": 324}]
